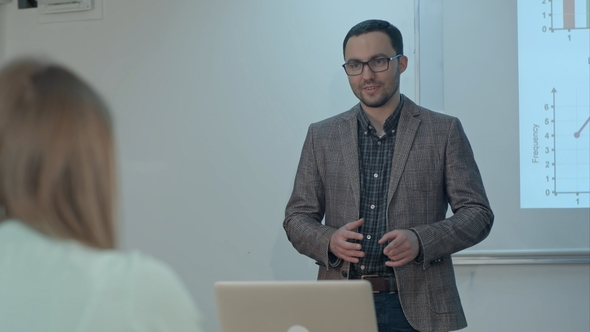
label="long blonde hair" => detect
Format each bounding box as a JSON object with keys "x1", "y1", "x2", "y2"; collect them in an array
[{"x1": 0, "y1": 59, "x2": 116, "y2": 249}]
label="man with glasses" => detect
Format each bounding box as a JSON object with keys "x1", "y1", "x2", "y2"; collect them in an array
[{"x1": 284, "y1": 19, "x2": 493, "y2": 332}]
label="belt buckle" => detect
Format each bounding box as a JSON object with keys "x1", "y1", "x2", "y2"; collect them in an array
[{"x1": 360, "y1": 275, "x2": 380, "y2": 293}]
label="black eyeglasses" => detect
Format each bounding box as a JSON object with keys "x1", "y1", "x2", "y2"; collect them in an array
[{"x1": 342, "y1": 54, "x2": 402, "y2": 76}]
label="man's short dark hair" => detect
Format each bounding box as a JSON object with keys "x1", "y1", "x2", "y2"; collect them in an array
[{"x1": 343, "y1": 19, "x2": 403, "y2": 57}]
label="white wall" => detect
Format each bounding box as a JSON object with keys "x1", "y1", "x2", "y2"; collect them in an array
[
  {"x1": 1, "y1": 1, "x2": 588, "y2": 331},
  {"x1": 0, "y1": 1, "x2": 415, "y2": 331},
  {"x1": 455, "y1": 263, "x2": 590, "y2": 331}
]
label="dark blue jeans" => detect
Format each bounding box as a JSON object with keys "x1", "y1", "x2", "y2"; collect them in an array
[{"x1": 373, "y1": 292, "x2": 419, "y2": 332}]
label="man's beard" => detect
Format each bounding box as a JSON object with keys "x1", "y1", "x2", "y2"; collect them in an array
[{"x1": 357, "y1": 80, "x2": 399, "y2": 108}]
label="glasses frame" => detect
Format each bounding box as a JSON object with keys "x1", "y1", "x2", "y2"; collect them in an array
[{"x1": 342, "y1": 54, "x2": 402, "y2": 76}]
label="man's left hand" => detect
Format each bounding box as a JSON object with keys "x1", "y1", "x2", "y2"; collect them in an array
[{"x1": 378, "y1": 230, "x2": 420, "y2": 267}]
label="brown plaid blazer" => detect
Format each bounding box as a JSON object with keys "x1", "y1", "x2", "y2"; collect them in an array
[{"x1": 284, "y1": 97, "x2": 494, "y2": 332}]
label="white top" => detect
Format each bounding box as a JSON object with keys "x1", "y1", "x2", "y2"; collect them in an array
[{"x1": 0, "y1": 219, "x2": 203, "y2": 332}]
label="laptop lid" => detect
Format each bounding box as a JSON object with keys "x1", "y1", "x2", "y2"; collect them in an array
[{"x1": 214, "y1": 280, "x2": 378, "y2": 332}]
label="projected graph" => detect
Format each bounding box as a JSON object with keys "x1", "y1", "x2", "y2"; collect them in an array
[
  {"x1": 546, "y1": 0, "x2": 590, "y2": 31},
  {"x1": 519, "y1": 0, "x2": 590, "y2": 208},
  {"x1": 546, "y1": 89, "x2": 589, "y2": 192},
  {"x1": 521, "y1": 88, "x2": 590, "y2": 208}
]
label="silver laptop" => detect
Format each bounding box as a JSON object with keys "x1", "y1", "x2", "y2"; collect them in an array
[{"x1": 214, "y1": 280, "x2": 378, "y2": 332}]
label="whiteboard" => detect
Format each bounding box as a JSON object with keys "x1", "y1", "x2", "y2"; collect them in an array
[{"x1": 417, "y1": 0, "x2": 590, "y2": 263}]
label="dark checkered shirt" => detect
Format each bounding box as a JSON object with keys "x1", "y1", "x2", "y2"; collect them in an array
[{"x1": 352, "y1": 96, "x2": 404, "y2": 277}]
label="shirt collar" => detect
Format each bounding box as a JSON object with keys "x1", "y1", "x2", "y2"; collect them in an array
[{"x1": 357, "y1": 94, "x2": 405, "y2": 135}]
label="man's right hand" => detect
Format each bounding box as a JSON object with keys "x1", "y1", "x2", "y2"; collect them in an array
[{"x1": 329, "y1": 218, "x2": 365, "y2": 263}]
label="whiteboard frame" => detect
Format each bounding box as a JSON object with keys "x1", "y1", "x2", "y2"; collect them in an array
[{"x1": 453, "y1": 249, "x2": 590, "y2": 265}]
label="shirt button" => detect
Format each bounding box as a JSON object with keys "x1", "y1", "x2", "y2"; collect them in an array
[
  {"x1": 366, "y1": 235, "x2": 372, "y2": 240},
  {"x1": 392, "y1": 129, "x2": 396, "y2": 133},
  {"x1": 364, "y1": 131, "x2": 368, "y2": 135},
  {"x1": 370, "y1": 204, "x2": 376, "y2": 209},
  {"x1": 373, "y1": 173, "x2": 379, "y2": 178},
  {"x1": 360, "y1": 265, "x2": 366, "y2": 270},
  {"x1": 377, "y1": 141, "x2": 381, "y2": 145},
  {"x1": 368, "y1": 126, "x2": 372, "y2": 129}
]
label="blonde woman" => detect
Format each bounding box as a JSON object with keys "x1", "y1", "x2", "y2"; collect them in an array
[{"x1": 0, "y1": 59, "x2": 203, "y2": 332}]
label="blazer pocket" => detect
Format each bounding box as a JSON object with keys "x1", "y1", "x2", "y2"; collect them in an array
[{"x1": 425, "y1": 257, "x2": 462, "y2": 314}]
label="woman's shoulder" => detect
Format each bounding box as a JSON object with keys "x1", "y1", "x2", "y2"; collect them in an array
[
  {"x1": 106, "y1": 249, "x2": 190, "y2": 298},
  {"x1": 90, "y1": 249, "x2": 204, "y2": 331},
  {"x1": 69, "y1": 242, "x2": 204, "y2": 331},
  {"x1": 91, "y1": 247, "x2": 174, "y2": 277},
  {"x1": 0, "y1": 220, "x2": 203, "y2": 331}
]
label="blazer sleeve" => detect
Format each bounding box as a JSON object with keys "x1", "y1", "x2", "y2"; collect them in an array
[
  {"x1": 411, "y1": 117, "x2": 494, "y2": 269},
  {"x1": 283, "y1": 124, "x2": 338, "y2": 268}
]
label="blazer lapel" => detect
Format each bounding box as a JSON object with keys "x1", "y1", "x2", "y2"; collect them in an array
[
  {"x1": 339, "y1": 105, "x2": 361, "y2": 214},
  {"x1": 387, "y1": 100, "x2": 421, "y2": 204}
]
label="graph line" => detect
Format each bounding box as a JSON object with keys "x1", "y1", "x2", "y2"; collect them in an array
[{"x1": 574, "y1": 117, "x2": 590, "y2": 138}]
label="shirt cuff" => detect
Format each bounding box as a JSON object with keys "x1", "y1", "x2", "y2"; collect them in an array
[
  {"x1": 409, "y1": 229, "x2": 424, "y2": 263},
  {"x1": 328, "y1": 252, "x2": 342, "y2": 267}
]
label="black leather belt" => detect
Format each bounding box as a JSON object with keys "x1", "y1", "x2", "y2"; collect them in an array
[{"x1": 350, "y1": 274, "x2": 397, "y2": 293}]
